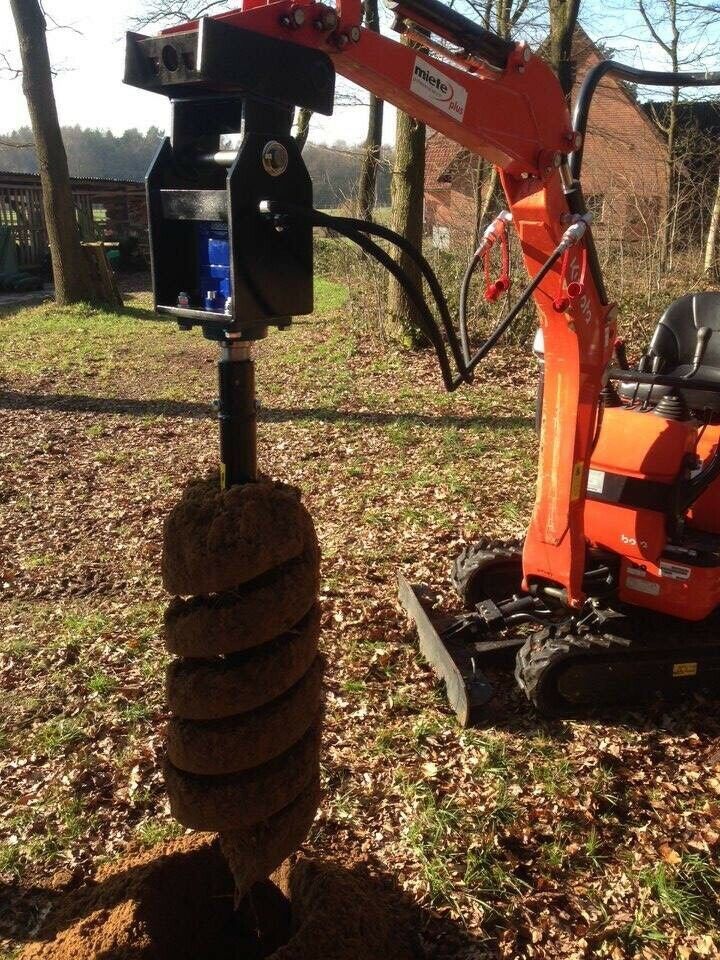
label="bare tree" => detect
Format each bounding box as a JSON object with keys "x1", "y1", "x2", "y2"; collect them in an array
[
  {"x1": 9, "y1": 0, "x2": 94, "y2": 305},
  {"x1": 639, "y1": 0, "x2": 681, "y2": 268},
  {"x1": 387, "y1": 35, "x2": 427, "y2": 348},
  {"x1": 132, "y1": 0, "x2": 232, "y2": 28},
  {"x1": 633, "y1": 0, "x2": 720, "y2": 269},
  {"x1": 704, "y1": 165, "x2": 720, "y2": 279},
  {"x1": 467, "y1": 0, "x2": 535, "y2": 242},
  {"x1": 548, "y1": 0, "x2": 582, "y2": 99},
  {"x1": 355, "y1": 0, "x2": 384, "y2": 221}
]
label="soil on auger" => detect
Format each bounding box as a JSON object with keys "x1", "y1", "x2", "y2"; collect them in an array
[
  {"x1": 161, "y1": 475, "x2": 314, "y2": 598},
  {"x1": 160, "y1": 474, "x2": 325, "y2": 898},
  {"x1": 20, "y1": 836, "x2": 420, "y2": 960}
]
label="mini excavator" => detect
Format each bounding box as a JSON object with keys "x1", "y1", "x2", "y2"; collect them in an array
[{"x1": 126, "y1": 0, "x2": 720, "y2": 724}]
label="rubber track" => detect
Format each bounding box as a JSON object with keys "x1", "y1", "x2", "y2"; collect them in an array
[
  {"x1": 451, "y1": 537, "x2": 523, "y2": 609},
  {"x1": 162, "y1": 476, "x2": 317, "y2": 597},
  {"x1": 515, "y1": 632, "x2": 577, "y2": 717},
  {"x1": 164, "y1": 544, "x2": 320, "y2": 658},
  {"x1": 165, "y1": 721, "x2": 321, "y2": 831},
  {"x1": 167, "y1": 656, "x2": 324, "y2": 775},
  {"x1": 219, "y1": 775, "x2": 321, "y2": 898},
  {"x1": 166, "y1": 604, "x2": 321, "y2": 720},
  {"x1": 515, "y1": 624, "x2": 720, "y2": 716}
]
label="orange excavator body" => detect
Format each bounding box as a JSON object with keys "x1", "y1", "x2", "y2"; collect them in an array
[{"x1": 129, "y1": 0, "x2": 720, "y2": 717}]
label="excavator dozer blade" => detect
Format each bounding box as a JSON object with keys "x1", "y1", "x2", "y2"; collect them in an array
[{"x1": 397, "y1": 573, "x2": 495, "y2": 727}]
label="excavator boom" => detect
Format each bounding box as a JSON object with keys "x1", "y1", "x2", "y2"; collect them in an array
[{"x1": 132, "y1": 0, "x2": 616, "y2": 605}]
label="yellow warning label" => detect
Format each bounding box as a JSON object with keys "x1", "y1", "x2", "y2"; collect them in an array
[
  {"x1": 673, "y1": 662, "x2": 698, "y2": 678},
  {"x1": 220, "y1": 462, "x2": 227, "y2": 490},
  {"x1": 571, "y1": 461, "x2": 584, "y2": 501}
]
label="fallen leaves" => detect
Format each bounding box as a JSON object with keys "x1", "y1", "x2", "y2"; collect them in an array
[{"x1": 1, "y1": 292, "x2": 719, "y2": 958}]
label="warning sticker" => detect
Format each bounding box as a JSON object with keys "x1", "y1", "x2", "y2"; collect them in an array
[
  {"x1": 587, "y1": 469, "x2": 605, "y2": 494},
  {"x1": 410, "y1": 57, "x2": 468, "y2": 122},
  {"x1": 673, "y1": 662, "x2": 698, "y2": 678},
  {"x1": 659, "y1": 561, "x2": 692, "y2": 581},
  {"x1": 571, "y1": 461, "x2": 584, "y2": 500},
  {"x1": 625, "y1": 575, "x2": 660, "y2": 596}
]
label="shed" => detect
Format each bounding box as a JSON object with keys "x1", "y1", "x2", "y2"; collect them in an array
[{"x1": 0, "y1": 171, "x2": 148, "y2": 271}]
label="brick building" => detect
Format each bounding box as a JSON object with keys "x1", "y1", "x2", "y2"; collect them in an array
[{"x1": 425, "y1": 28, "x2": 668, "y2": 248}]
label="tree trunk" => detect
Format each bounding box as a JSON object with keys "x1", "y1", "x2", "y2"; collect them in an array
[
  {"x1": 356, "y1": 96, "x2": 384, "y2": 221},
  {"x1": 355, "y1": 0, "x2": 384, "y2": 221},
  {"x1": 638, "y1": 0, "x2": 680, "y2": 270},
  {"x1": 387, "y1": 99, "x2": 426, "y2": 348},
  {"x1": 474, "y1": 165, "x2": 501, "y2": 246},
  {"x1": 9, "y1": 0, "x2": 94, "y2": 305},
  {"x1": 547, "y1": 0, "x2": 581, "y2": 100},
  {"x1": 704, "y1": 167, "x2": 720, "y2": 280},
  {"x1": 472, "y1": 2, "x2": 509, "y2": 245},
  {"x1": 661, "y1": 84, "x2": 679, "y2": 269},
  {"x1": 294, "y1": 107, "x2": 313, "y2": 152}
]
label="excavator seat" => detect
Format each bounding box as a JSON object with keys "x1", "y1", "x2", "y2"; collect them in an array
[{"x1": 618, "y1": 292, "x2": 720, "y2": 415}]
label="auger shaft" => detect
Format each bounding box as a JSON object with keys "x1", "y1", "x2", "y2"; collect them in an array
[{"x1": 218, "y1": 339, "x2": 258, "y2": 489}]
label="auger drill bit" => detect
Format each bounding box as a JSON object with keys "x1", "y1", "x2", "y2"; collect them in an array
[{"x1": 161, "y1": 337, "x2": 323, "y2": 899}]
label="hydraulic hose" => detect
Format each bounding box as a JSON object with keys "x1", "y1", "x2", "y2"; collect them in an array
[
  {"x1": 263, "y1": 202, "x2": 466, "y2": 379},
  {"x1": 322, "y1": 219, "x2": 463, "y2": 389},
  {"x1": 459, "y1": 254, "x2": 482, "y2": 365},
  {"x1": 259, "y1": 200, "x2": 570, "y2": 392}
]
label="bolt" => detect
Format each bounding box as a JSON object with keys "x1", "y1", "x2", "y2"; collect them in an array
[
  {"x1": 314, "y1": 9, "x2": 338, "y2": 30},
  {"x1": 332, "y1": 31, "x2": 350, "y2": 50},
  {"x1": 349, "y1": 25, "x2": 361, "y2": 42},
  {"x1": 280, "y1": 7, "x2": 305, "y2": 28},
  {"x1": 262, "y1": 141, "x2": 289, "y2": 177}
]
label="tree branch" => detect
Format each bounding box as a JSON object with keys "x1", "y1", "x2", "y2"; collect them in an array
[
  {"x1": 0, "y1": 51, "x2": 22, "y2": 78},
  {"x1": 638, "y1": 0, "x2": 673, "y2": 57},
  {"x1": 131, "y1": 0, "x2": 231, "y2": 28}
]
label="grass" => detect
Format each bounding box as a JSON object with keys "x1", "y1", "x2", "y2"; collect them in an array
[{"x1": 1, "y1": 268, "x2": 718, "y2": 957}]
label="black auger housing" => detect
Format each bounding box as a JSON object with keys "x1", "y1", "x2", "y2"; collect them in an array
[{"x1": 124, "y1": 18, "x2": 335, "y2": 340}]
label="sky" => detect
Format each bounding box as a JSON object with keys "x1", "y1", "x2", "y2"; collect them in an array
[
  {"x1": 1, "y1": 0, "x2": 719, "y2": 146},
  {"x1": 0, "y1": 0, "x2": 392, "y2": 145}
]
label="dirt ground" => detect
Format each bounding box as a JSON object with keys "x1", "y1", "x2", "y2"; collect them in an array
[
  {"x1": 1, "y1": 289, "x2": 719, "y2": 960},
  {"x1": 17, "y1": 836, "x2": 421, "y2": 960}
]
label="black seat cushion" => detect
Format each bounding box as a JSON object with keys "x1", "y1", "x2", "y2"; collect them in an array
[{"x1": 618, "y1": 292, "x2": 720, "y2": 413}]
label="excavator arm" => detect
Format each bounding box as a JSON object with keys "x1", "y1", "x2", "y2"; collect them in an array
[{"x1": 126, "y1": 0, "x2": 618, "y2": 606}]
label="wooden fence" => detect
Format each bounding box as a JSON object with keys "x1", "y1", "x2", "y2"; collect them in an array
[{"x1": 0, "y1": 172, "x2": 147, "y2": 270}]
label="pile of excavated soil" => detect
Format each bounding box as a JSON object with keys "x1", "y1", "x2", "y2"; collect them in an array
[{"x1": 21, "y1": 837, "x2": 420, "y2": 960}]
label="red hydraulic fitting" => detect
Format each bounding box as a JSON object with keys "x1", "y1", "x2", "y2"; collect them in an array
[
  {"x1": 478, "y1": 211, "x2": 513, "y2": 303},
  {"x1": 553, "y1": 243, "x2": 588, "y2": 313},
  {"x1": 485, "y1": 276, "x2": 510, "y2": 302}
]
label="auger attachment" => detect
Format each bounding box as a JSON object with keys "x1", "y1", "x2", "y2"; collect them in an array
[
  {"x1": 124, "y1": 24, "x2": 337, "y2": 901},
  {"x1": 160, "y1": 329, "x2": 322, "y2": 896}
]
